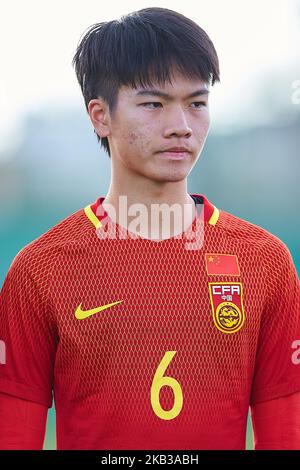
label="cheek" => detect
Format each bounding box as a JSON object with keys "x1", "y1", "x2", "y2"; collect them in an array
[
  {"x1": 127, "y1": 128, "x2": 154, "y2": 153},
  {"x1": 127, "y1": 131, "x2": 147, "y2": 150},
  {"x1": 116, "y1": 126, "x2": 139, "y2": 149},
  {"x1": 128, "y1": 131, "x2": 138, "y2": 146},
  {"x1": 195, "y1": 113, "x2": 210, "y2": 138}
]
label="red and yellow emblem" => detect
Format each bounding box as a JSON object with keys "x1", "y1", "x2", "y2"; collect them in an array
[{"x1": 208, "y1": 282, "x2": 245, "y2": 334}]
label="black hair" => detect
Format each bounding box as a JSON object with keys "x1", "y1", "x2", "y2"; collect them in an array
[{"x1": 72, "y1": 7, "x2": 220, "y2": 157}]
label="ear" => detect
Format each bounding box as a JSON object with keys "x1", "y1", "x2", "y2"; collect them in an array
[{"x1": 88, "y1": 98, "x2": 111, "y2": 138}]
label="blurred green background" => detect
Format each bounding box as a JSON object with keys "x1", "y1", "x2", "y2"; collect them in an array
[{"x1": 0, "y1": 0, "x2": 300, "y2": 451}]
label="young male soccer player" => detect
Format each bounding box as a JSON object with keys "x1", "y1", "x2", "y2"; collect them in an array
[{"x1": 0, "y1": 7, "x2": 300, "y2": 450}]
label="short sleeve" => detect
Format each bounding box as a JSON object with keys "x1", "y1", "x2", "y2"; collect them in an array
[
  {"x1": 250, "y1": 238, "x2": 300, "y2": 405},
  {"x1": 0, "y1": 250, "x2": 58, "y2": 408}
]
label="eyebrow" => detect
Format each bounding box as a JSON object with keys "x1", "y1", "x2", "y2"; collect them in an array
[{"x1": 135, "y1": 88, "x2": 210, "y2": 100}]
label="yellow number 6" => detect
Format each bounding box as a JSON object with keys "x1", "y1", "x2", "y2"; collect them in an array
[{"x1": 150, "y1": 351, "x2": 183, "y2": 420}]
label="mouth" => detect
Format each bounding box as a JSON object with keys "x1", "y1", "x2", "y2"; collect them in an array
[{"x1": 157, "y1": 150, "x2": 191, "y2": 160}]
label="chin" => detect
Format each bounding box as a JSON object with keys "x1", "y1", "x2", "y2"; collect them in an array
[{"x1": 148, "y1": 170, "x2": 189, "y2": 183}]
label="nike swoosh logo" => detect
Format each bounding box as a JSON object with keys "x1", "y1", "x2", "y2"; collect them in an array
[{"x1": 75, "y1": 300, "x2": 123, "y2": 320}]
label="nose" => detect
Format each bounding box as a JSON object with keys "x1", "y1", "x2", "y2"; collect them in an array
[{"x1": 163, "y1": 107, "x2": 192, "y2": 138}]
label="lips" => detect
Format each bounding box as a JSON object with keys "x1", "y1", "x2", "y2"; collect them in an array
[
  {"x1": 158, "y1": 150, "x2": 190, "y2": 160},
  {"x1": 161, "y1": 147, "x2": 191, "y2": 153}
]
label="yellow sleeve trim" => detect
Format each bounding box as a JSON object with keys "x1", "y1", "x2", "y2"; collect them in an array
[
  {"x1": 84, "y1": 204, "x2": 102, "y2": 229},
  {"x1": 208, "y1": 206, "x2": 220, "y2": 226}
]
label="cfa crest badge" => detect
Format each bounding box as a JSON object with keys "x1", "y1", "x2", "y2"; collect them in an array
[{"x1": 208, "y1": 282, "x2": 245, "y2": 334}]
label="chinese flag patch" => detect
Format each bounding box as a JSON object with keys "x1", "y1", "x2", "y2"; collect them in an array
[{"x1": 205, "y1": 253, "x2": 240, "y2": 276}]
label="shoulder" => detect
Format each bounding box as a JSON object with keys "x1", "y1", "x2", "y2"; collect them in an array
[
  {"x1": 8, "y1": 205, "x2": 92, "y2": 282},
  {"x1": 216, "y1": 209, "x2": 299, "y2": 305},
  {"x1": 216, "y1": 209, "x2": 298, "y2": 292},
  {"x1": 217, "y1": 208, "x2": 292, "y2": 257}
]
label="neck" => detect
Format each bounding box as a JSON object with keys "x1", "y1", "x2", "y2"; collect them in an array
[{"x1": 103, "y1": 177, "x2": 196, "y2": 241}]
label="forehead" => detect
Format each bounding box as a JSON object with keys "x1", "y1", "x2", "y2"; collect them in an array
[{"x1": 119, "y1": 71, "x2": 210, "y2": 100}]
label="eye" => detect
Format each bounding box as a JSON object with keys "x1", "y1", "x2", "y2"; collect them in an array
[
  {"x1": 141, "y1": 102, "x2": 162, "y2": 109},
  {"x1": 191, "y1": 101, "x2": 207, "y2": 108},
  {"x1": 140, "y1": 101, "x2": 207, "y2": 109}
]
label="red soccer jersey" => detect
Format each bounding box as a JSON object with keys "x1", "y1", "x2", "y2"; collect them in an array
[{"x1": 0, "y1": 194, "x2": 300, "y2": 450}]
